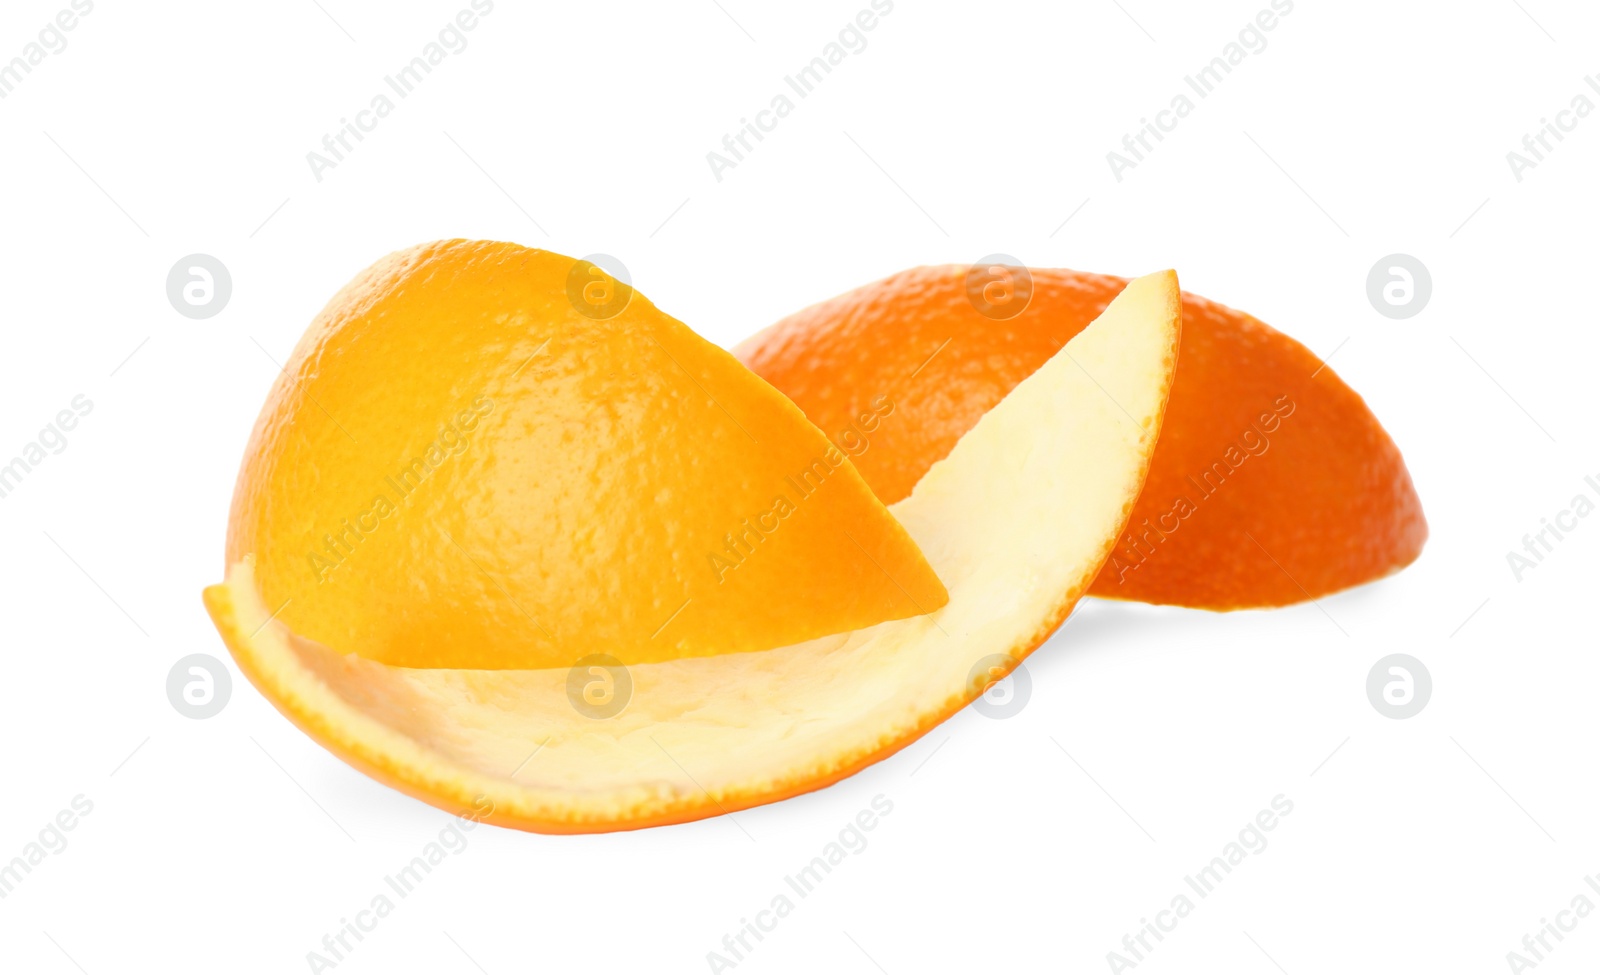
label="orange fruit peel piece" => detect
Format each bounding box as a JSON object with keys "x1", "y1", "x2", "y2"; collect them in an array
[
  {"x1": 737, "y1": 265, "x2": 1427, "y2": 609},
  {"x1": 223, "y1": 240, "x2": 946, "y2": 670},
  {"x1": 203, "y1": 269, "x2": 1182, "y2": 833}
]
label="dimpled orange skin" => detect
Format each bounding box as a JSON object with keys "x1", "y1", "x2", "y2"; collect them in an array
[
  {"x1": 225, "y1": 240, "x2": 947, "y2": 669},
  {"x1": 735, "y1": 266, "x2": 1428, "y2": 609}
]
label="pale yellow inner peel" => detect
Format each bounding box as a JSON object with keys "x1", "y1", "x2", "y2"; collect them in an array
[{"x1": 204, "y1": 271, "x2": 1181, "y2": 831}]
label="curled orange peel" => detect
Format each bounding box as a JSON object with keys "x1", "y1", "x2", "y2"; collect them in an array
[
  {"x1": 737, "y1": 265, "x2": 1427, "y2": 609},
  {"x1": 204, "y1": 252, "x2": 1181, "y2": 833}
]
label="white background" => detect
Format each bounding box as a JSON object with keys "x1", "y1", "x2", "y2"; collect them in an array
[{"x1": 1, "y1": 0, "x2": 1597, "y2": 972}]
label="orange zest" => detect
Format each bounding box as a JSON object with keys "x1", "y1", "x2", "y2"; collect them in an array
[
  {"x1": 735, "y1": 265, "x2": 1427, "y2": 608},
  {"x1": 223, "y1": 240, "x2": 946, "y2": 670}
]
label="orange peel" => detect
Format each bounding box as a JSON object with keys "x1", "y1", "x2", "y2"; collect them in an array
[
  {"x1": 736, "y1": 265, "x2": 1427, "y2": 609},
  {"x1": 203, "y1": 263, "x2": 1182, "y2": 832},
  {"x1": 222, "y1": 240, "x2": 946, "y2": 670}
]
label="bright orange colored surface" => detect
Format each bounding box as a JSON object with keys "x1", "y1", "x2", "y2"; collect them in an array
[
  {"x1": 735, "y1": 265, "x2": 1427, "y2": 608},
  {"x1": 224, "y1": 240, "x2": 946, "y2": 669}
]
